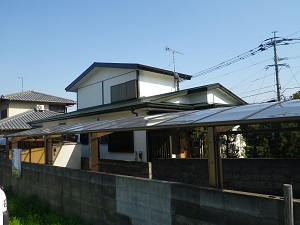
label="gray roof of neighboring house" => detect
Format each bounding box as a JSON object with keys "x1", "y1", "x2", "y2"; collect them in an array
[
  {"x1": 0, "y1": 90, "x2": 76, "y2": 105},
  {"x1": 65, "y1": 62, "x2": 192, "y2": 92},
  {"x1": 31, "y1": 83, "x2": 246, "y2": 124},
  {"x1": 0, "y1": 109, "x2": 60, "y2": 131}
]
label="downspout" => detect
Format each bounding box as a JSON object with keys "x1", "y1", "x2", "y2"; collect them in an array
[
  {"x1": 136, "y1": 70, "x2": 140, "y2": 98},
  {"x1": 131, "y1": 108, "x2": 138, "y2": 117},
  {"x1": 131, "y1": 108, "x2": 138, "y2": 162}
]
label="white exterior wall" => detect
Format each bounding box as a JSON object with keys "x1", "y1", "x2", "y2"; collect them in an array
[
  {"x1": 138, "y1": 71, "x2": 175, "y2": 97},
  {"x1": 166, "y1": 93, "x2": 208, "y2": 104},
  {"x1": 78, "y1": 82, "x2": 102, "y2": 109},
  {"x1": 207, "y1": 89, "x2": 238, "y2": 105},
  {"x1": 53, "y1": 143, "x2": 81, "y2": 169},
  {"x1": 99, "y1": 130, "x2": 147, "y2": 162},
  {"x1": 77, "y1": 68, "x2": 137, "y2": 109},
  {"x1": 8, "y1": 102, "x2": 50, "y2": 117}
]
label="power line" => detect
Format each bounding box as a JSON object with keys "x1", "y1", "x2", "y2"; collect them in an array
[
  {"x1": 230, "y1": 67, "x2": 267, "y2": 90},
  {"x1": 252, "y1": 68, "x2": 269, "y2": 103},
  {"x1": 238, "y1": 84, "x2": 275, "y2": 95},
  {"x1": 192, "y1": 58, "x2": 272, "y2": 87},
  {"x1": 241, "y1": 90, "x2": 276, "y2": 99},
  {"x1": 192, "y1": 45, "x2": 267, "y2": 78},
  {"x1": 191, "y1": 36, "x2": 300, "y2": 79}
]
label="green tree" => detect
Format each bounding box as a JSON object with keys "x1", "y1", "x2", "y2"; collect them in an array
[
  {"x1": 220, "y1": 134, "x2": 240, "y2": 158},
  {"x1": 181, "y1": 127, "x2": 207, "y2": 158},
  {"x1": 241, "y1": 91, "x2": 300, "y2": 158},
  {"x1": 292, "y1": 91, "x2": 300, "y2": 99}
]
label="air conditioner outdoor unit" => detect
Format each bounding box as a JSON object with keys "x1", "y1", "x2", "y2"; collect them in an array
[{"x1": 36, "y1": 104, "x2": 44, "y2": 111}]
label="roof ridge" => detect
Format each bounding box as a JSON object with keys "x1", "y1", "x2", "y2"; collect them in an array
[{"x1": 1, "y1": 90, "x2": 76, "y2": 104}]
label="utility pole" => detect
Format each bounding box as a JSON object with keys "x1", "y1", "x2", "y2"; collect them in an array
[{"x1": 272, "y1": 31, "x2": 281, "y2": 101}]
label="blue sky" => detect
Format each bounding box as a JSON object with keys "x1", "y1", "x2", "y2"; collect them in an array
[{"x1": 1, "y1": 1, "x2": 300, "y2": 109}]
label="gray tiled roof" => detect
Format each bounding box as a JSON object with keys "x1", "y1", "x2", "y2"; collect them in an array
[
  {"x1": 0, "y1": 110, "x2": 60, "y2": 130},
  {"x1": 0, "y1": 91, "x2": 76, "y2": 105}
]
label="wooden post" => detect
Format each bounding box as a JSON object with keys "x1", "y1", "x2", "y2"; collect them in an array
[
  {"x1": 208, "y1": 127, "x2": 217, "y2": 187},
  {"x1": 5, "y1": 137, "x2": 9, "y2": 159},
  {"x1": 45, "y1": 137, "x2": 53, "y2": 164},
  {"x1": 284, "y1": 184, "x2": 294, "y2": 225},
  {"x1": 207, "y1": 127, "x2": 223, "y2": 188},
  {"x1": 89, "y1": 133, "x2": 99, "y2": 172},
  {"x1": 89, "y1": 132, "x2": 112, "y2": 172}
]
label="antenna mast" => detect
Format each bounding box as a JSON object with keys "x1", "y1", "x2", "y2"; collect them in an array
[
  {"x1": 18, "y1": 77, "x2": 25, "y2": 92},
  {"x1": 165, "y1": 46, "x2": 184, "y2": 91}
]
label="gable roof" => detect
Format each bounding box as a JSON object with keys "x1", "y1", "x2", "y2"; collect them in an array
[
  {"x1": 65, "y1": 62, "x2": 192, "y2": 92},
  {"x1": 31, "y1": 83, "x2": 246, "y2": 123},
  {"x1": 0, "y1": 90, "x2": 76, "y2": 105},
  {"x1": 0, "y1": 109, "x2": 60, "y2": 131}
]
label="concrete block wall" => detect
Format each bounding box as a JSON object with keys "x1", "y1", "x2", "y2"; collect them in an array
[
  {"x1": 152, "y1": 158, "x2": 209, "y2": 187},
  {"x1": 0, "y1": 159, "x2": 129, "y2": 225},
  {"x1": 116, "y1": 177, "x2": 172, "y2": 225},
  {"x1": 1, "y1": 158, "x2": 300, "y2": 225},
  {"x1": 99, "y1": 159, "x2": 152, "y2": 179},
  {"x1": 152, "y1": 158, "x2": 300, "y2": 198},
  {"x1": 222, "y1": 159, "x2": 300, "y2": 198}
]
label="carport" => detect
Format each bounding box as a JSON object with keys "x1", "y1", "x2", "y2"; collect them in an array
[{"x1": 6, "y1": 99, "x2": 300, "y2": 188}]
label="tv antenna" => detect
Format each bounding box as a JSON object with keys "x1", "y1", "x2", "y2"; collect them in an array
[
  {"x1": 18, "y1": 76, "x2": 26, "y2": 92},
  {"x1": 165, "y1": 46, "x2": 184, "y2": 90}
]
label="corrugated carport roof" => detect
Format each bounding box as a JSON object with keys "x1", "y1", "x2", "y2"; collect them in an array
[{"x1": 7, "y1": 99, "x2": 300, "y2": 137}]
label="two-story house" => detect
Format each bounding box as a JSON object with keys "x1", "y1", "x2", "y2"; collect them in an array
[
  {"x1": 26, "y1": 62, "x2": 246, "y2": 168},
  {"x1": 0, "y1": 90, "x2": 75, "y2": 161}
]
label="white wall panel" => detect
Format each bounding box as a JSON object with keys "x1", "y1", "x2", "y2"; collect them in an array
[
  {"x1": 139, "y1": 71, "x2": 175, "y2": 97},
  {"x1": 77, "y1": 82, "x2": 102, "y2": 109},
  {"x1": 53, "y1": 143, "x2": 81, "y2": 169}
]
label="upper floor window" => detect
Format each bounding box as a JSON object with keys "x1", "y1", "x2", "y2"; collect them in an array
[
  {"x1": 111, "y1": 80, "x2": 137, "y2": 103},
  {"x1": 1, "y1": 109, "x2": 7, "y2": 119},
  {"x1": 49, "y1": 104, "x2": 65, "y2": 113}
]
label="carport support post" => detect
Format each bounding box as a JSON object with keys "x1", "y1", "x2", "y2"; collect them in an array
[
  {"x1": 5, "y1": 137, "x2": 9, "y2": 158},
  {"x1": 89, "y1": 133, "x2": 99, "y2": 172},
  {"x1": 45, "y1": 136, "x2": 53, "y2": 164},
  {"x1": 11, "y1": 137, "x2": 22, "y2": 152},
  {"x1": 207, "y1": 127, "x2": 223, "y2": 189}
]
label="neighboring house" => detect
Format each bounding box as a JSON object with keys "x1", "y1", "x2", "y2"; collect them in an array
[
  {"x1": 0, "y1": 90, "x2": 76, "y2": 160},
  {"x1": 28, "y1": 62, "x2": 246, "y2": 165},
  {"x1": 0, "y1": 90, "x2": 76, "y2": 121}
]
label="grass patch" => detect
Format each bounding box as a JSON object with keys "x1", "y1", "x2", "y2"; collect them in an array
[{"x1": 6, "y1": 187, "x2": 85, "y2": 225}]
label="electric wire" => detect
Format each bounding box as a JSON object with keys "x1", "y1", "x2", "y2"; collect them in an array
[
  {"x1": 191, "y1": 36, "x2": 300, "y2": 79},
  {"x1": 192, "y1": 58, "x2": 272, "y2": 87},
  {"x1": 230, "y1": 67, "x2": 267, "y2": 90},
  {"x1": 287, "y1": 67, "x2": 300, "y2": 87},
  {"x1": 178, "y1": 32, "x2": 271, "y2": 71},
  {"x1": 233, "y1": 71, "x2": 274, "y2": 91},
  {"x1": 241, "y1": 90, "x2": 276, "y2": 99},
  {"x1": 281, "y1": 67, "x2": 300, "y2": 92},
  {"x1": 252, "y1": 68, "x2": 269, "y2": 103},
  {"x1": 239, "y1": 85, "x2": 275, "y2": 95},
  {"x1": 191, "y1": 45, "x2": 268, "y2": 78}
]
